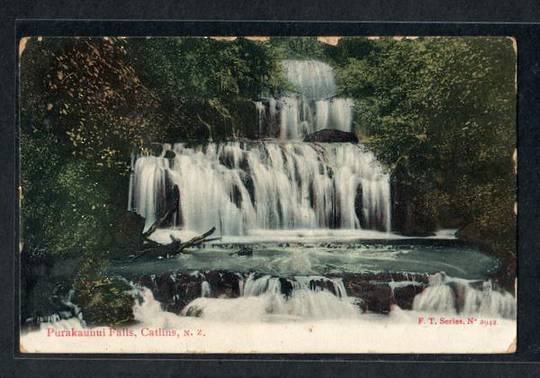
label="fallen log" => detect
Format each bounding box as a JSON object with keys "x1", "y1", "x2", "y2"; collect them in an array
[
  {"x1": 176, "y1": 227, "x2": 216, "y2": 252},
  {"x1": 131, "y1": 227, "x2": 218, "y2": 261}
]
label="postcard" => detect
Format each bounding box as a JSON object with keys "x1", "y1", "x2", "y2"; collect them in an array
[{"x1": 18, "y1": 36, "x2": 517, "y2": 353}]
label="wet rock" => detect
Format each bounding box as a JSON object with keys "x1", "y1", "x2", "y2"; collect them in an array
[
  {"x1": 164, "y1": 149, "x2": 176, "y2": 159},
  {"x1": 168, "y1": 273, "x2": 204, "y2": 313},
  {"x1": 239, "y1": 171, "x2": 255, "y2": 204},
  {"x1": 304, "y1": 129, "x2": 359, "y2": 143},
  {"x1": 229, "y1": 185, "x2": 243, "y2": 208},
  {"x1": 352, "y1": 297, "x2": 368, "y2": 313},
  {"x1": 176, "y1": 273, "x2": 204, "y2": 298},
  {"x1": 307, "y1": 278, "x2": 338, "y2": 296},
  {"x1": 342, "y1": 276, "x2": 394, "y2": 313},
  {"x1": 185, "y1": 305, "x2": 204, "y2": 317},
  {"x1": 392, "y1": 284, "x2": 425, "y2": 310},
  {"x1": 20, "y1": 248, "x2": 81, "y2": 327},
  {"x1": 138, "y1": 272, "x2": 205, "y2": 314},
  {"x1": 23, "y1": 279, "x2": 74, "y2": 328},
  {"x1": 362, "y1": 284, "x2": 393, "y2": 313},
  {"x1": 448, "y1": 281, "x2": 468, "y2": 313},
  {"x1": 154, "y1": 273, "x2": 176, "y2": 303},
  {"x1": 279, "y1": 278, "x2": 294, "y2": 298},
  {"x1": 219, "y1": 152, "x2": 236, "y2": 169},
  {"x1": 136, "y1": 270, "x2": 433, "y2": 317},
  {"x1": 229, "y1": 245, "x2": 253, "y2": 256},
  {"x1": 354, "y1": 184, "x2": 367, "y2": 229},
  {"x1": 204, "y1": 270, "x2": 241, "y2": 298},
  {"x1": 136, "y1": 275, "x2": 155, "y2": 290},
  {"x1": 468, "y1": 280, "x2": 486, "y2": 291}
]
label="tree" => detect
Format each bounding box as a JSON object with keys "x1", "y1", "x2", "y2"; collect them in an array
[
  {"x1": 333, "y1": 37, "x2": 516, "y2": 268},
  {"x1": 126, "y1": 37, "x2": 285, "y2": 140}
]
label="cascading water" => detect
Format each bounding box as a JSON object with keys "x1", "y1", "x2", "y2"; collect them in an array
[
  {"x1": 21, "y1": 57, "x2": 517, "y2": 354},
  {"x1": 130, "y1": 60, "x2": 391, "y2": 235},
  {"x1": 182, "y1": 274, "x2": 361, "y2": 321},
  {"x1": 412, "y1": 273, "x2": 516, "y2": 319},
  {"x1": 255, "y1": 60, "x2": 354, "y2": 139},
  {"x1": 132, "y1": 142, "x2": 391, "y2": 235}
]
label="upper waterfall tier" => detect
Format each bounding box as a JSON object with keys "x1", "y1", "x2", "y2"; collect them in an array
[
  {"x1": 282, "y1": 60, "x2": 337, "y2": 99},
  {"x1": 130, "y1": 142, "x2": 392, "y2": 236},
  {"x1": 256, "y1": 60, "x2": 354, "y2": 140}
]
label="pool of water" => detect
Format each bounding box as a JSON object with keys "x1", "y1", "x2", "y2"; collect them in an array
[{"x1": 109, "y1": 240, "x2": 498, "y2": 280}]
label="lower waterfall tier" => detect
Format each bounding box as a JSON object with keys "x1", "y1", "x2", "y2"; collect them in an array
[{"x1": 130, "y1": 142, "x2": 392, "y2": 236}]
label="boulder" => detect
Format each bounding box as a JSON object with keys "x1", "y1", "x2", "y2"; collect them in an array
[
  {"x1": 229, "y1": 245, "x2": 253, "y2": 257},
  {"x1": 279, "y1": 278, "x2": 294, "y2": 298},
  {"x1": 343, "y1": 277, "x2": 394, "y2": 313},
  {"x1": 303, "y1": 129, "x2": 359, "y2": 143},
  {"x1": 392, "y1": 284, "x2": 425, "y2": 310},
  {"x1": 342, "y1": 272, "x2": 429, "y2": 313},
  {"x1": 137, "y1": 272, "x2": 204, "y2": 314},
  {"x1": 205, "y1": 271, "x2": 242, "y2": 298},
  {"x1": 163, "y1": 149, "x2": 176, "y2": 159}
]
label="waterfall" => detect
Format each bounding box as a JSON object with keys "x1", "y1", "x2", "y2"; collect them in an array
[
  {"x1": 257, "y1": 60, "x2": 355, "y2": 139},
  {"x1": 131, "y1": 142, "x2": 391, "y2": 235},
  {"x1": 412, "y1": 273, "x2": 516, "y2": 319},
  {"x1": 130, "y1": 59, "x2": 391, "y2": 236},
  {"x1": 182, "y1": 274, "x2": 360, "y2": 320}
]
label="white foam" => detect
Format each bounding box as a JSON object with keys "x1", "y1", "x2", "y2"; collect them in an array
[
  {"x1": 148, "y1": 228, "x2": 458, "y2": 246},
  {"x1": 20, "y1": 288, "x2": 515, "y2": 354}
]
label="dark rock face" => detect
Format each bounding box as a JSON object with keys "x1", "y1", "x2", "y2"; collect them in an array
[
  {"x1": 137, "y1": 270, "x2": 243, "y2": 314},
  {"x1": 137, "y1": 272, "x2": 204, "y2": 314},
  {"x1": 308, "y1": 278, "x2": 338, "y2": 296},
  {"x1": 205, "y1": 271, "x2": 242, "y2": 298},
  {"x1": 20, "y1": 249, "x2": 84, "y2": 328},
  {"x1": 239, "y1": 171, "x2": 255, "y2": 204},
  {"x1": 303, "y1": 129, "x2": 359, "y2": 143},
  {"x1": 163, "y1": 149, "x2": 176, "y2": 159},
  {"x1": 344, "y1": 279, "x2": 394, "y2": 313},
  {"x1": 155, "y1": 173, "x2": 181, "y2": 228},
  {"x1": 354, "y1": 184, "x2": 367, "y2": 229},
  {"x1": 393, "y1": 285, "x2": 425, "y2": 310},
  {"x1": 342, "y1": 272, "x2": 429, "y2": 313},
  {"x1": 279, "y1": 278, "x2": 294, "y2": 298}
]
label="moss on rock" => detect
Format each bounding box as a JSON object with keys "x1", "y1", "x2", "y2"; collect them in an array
[{"x1": 73, "y1": 277, "x2": 135, "y2": 326}]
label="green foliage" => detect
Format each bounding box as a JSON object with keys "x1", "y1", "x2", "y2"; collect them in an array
[
  {"x1": 21, "y1": 37, "x2": 162, "y2": 173},
  {"x1": 73, "y1": 255, "x2": 135, "y2": 325},
  {"x1": 20, "y1": 37, "x2": 153, "y2": 255},
  {"x1": 126, "y1": 37, "x2": 286, "y2": 140},
  {"x1": 19, "y1": 36, "x2": 287, "y2": 258},
  {"x1": 267, "y1": 37, "x2": 329, "y2": 61},
  {"x1": 332, "y1": 37, "x2": 516, "y2": 260},
  {"x1": 21, "y1": 144, "x2": 119, "y2": 254}
]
